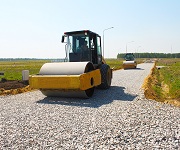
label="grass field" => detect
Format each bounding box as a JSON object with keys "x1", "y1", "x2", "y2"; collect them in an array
[
  {"x1": 156, "y1": 58, "x2": 180, "y2": 100},
  {"x1": 105, "y1": 58, "x2": 123, "y2": 70},
  {"x1": 0, "y1": 60, "x2": 51, "y2": 81}
]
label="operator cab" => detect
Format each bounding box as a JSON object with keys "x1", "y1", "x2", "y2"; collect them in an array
[
  {"x1": 62, "y1": 30, "x2": 102, "y2": 65},
  {"x1": 124, "y1": 53, "x2": 135, "y2": 61}
]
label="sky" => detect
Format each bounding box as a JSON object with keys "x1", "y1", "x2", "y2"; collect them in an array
[{"x1": 0, "y1": 0, "x2": 180, "y2": 58}]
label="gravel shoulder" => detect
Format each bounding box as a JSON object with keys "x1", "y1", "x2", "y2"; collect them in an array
[{"x1": 0, "y1": 63, "x2": 179, "y2": 149}]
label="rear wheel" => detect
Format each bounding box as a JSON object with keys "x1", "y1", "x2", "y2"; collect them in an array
[{"x1": 98, "y1": 64, "x2": 112, "y2": 89}]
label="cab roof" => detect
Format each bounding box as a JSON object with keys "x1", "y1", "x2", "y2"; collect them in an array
[{"x1": 64, "y1": 30, "x2": 100, "y2": 37}]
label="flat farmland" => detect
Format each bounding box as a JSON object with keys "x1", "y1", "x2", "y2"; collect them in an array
[{"x1": 0, "y1": 60, "x2": 50, "y2": 80}]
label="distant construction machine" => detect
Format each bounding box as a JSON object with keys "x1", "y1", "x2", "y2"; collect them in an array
[
  {"x1": 122, "y1": 53, "x2": 137, "y2": 69},
  {"x1": 29, "y1": 30, "x2": 112, "y2": 98}
]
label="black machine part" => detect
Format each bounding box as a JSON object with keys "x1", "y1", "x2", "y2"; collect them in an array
[
  {"x1": 124, "y1": 53, "x2": 135, "y2": 61},
  {"x1": 98, "y1": 64, "x2": 112, "y2": 89}
]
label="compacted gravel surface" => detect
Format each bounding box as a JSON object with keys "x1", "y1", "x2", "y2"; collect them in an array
[{"x1": 0, "y1": 63, "x2": 179, "y2": 149}]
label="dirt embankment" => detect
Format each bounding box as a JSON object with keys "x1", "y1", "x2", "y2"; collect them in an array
[
  {"x1": 142, "y1": 63, "x2": 157, "y2": 100},
  {"x1": 142, "y1": 63, "x2": 180, "y2": 107},
  {"x1": 0, "y1": 80, "x2": 32, "y2": 95}
]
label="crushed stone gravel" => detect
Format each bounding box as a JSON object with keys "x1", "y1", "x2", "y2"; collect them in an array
[{"x1": 0, "y1": 63, "x2": 179, "y2": 149}]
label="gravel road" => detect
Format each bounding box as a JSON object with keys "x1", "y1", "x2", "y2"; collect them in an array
[{"x1": 0, "y1": 63, "x2": 180, "y2": 149}]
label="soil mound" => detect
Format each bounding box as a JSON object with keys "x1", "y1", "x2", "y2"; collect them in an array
[{"x1": 0, "y1": 80, "x2": 33, "y2": 95}]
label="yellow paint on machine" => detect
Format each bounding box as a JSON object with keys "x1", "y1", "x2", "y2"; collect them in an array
[
  {"x1": 123, "y1": 61, "x2": 137, "y2": 69},
  {"x1": 29, "y1": 69, "x2": 101, "y2": 91},
  {"x1": 123, "y1": 64, "x2": 136, "y2": 69}
]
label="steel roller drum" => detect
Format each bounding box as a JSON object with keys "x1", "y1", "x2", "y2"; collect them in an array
[
  {"x1": 39, "y1": 62, "x2": 95, "y2": 98},
  {"x1": 123, "y1": 61, "x2": 137, "y2": 69},
  {"x1": 123, "y1": 61, "x2": 136, "y2": 64}
]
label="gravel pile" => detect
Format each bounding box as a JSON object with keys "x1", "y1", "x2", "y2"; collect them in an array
[{"x1": 0, "y1": 63, "x2": 179, "y2": 149}]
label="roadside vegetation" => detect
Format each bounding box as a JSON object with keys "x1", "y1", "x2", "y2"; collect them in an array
[
  {"x1": 143, "y1": 58, "x2": 180, "y2": 107},
  {"x1": 0, "y1": 60, "x2": 50, "y2": 81},
  {"x1": 105, "y1": 58, "x2": 123, "y2": 70}
]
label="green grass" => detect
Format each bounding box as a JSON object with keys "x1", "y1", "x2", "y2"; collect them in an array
[
  {"x1": 0, "y1": 60, "x2": 50, "y2": 81},
  {"x1": 155, "y1": 58, "x2": 180, "y2": 99},
  {"x1": 152, "y1": 67, "x2": 163, "y2": 100},
  {"x1": 105, "y1": 58, "x2": 123, "y2": 70}
]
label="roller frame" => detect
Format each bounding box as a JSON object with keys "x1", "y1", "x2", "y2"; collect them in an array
[
  {"x1": 29, "y1": 69, "x2": 101, "y2": 91},
  {"x1": 123, "y1": 61, "x2": 137, "y2": 69}
]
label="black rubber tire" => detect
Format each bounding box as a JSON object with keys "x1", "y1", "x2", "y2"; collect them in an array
[{"x1": 98, "y1": 64, "x2": 112, "y2": 89}]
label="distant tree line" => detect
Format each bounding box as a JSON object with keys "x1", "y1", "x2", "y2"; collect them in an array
[{"x1": 117, "y1": 53, "x2": 180, "y2": 59}]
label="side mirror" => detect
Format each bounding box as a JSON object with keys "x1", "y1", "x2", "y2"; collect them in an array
[{"x1": 61, "y1": 35, "x2": 65, "y2": 43}]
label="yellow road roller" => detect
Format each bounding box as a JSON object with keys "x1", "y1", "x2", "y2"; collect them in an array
[
  {"x1": 29, "y1": 30, "x2": 112, "y2": 98},
  {"x1": 122, "y1": 53, "x2": 137, "y2": 69}
]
